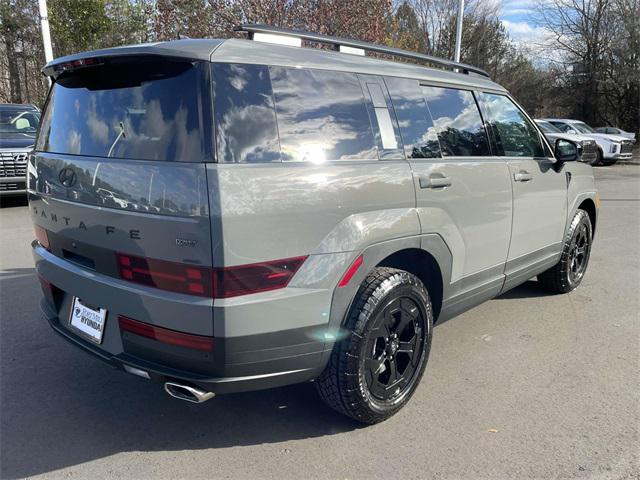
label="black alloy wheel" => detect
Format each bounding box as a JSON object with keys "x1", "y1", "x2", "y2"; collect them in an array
[
  {"x1": 316, "y1": 267, "x2": 433, "y2": 424},
  {"x1": 363, "y1": 296, "x2": 426, "y2": 402}
]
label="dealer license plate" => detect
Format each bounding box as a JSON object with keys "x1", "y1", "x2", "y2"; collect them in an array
[{"x1": 69, "y1": 297, "x2": 107, "y2": 344}]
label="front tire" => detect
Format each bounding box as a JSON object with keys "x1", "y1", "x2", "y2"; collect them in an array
[
  {"x1": 538, "y1": 209, "x2": 593, "y2": 293},
  {"x1": 316, "y1": 267, "x2": 433, "y2": 424}
]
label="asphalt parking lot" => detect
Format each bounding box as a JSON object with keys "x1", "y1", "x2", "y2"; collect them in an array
[{"x1": 0, "y1": 165, "x2": 638, "y2": 479}]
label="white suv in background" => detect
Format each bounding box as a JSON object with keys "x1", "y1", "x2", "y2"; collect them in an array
[
  {"x1": 543, "y1": 118, "x2": 633, "y2": 165},
  {"x1": 535, "y1": 120, "x2": 598, "y2": 165}
]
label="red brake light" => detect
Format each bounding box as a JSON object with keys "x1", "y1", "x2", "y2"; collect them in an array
[
  {"x1": 116, "y1": 253, "x2": 307, "y2": 299},
  {"x1": 338, "y1": 254, "x2": 363, "y2": 287},
  {"x1": 56, "y1": 57, "x2": 102, "y2": 72},
  {"x1": 34, "y1": 225, "x2": 50, "y2": 250},
  {"x1": 116, "y1": 253, "x2": 213, "y2": 297},
  {"x1": 118, "y1": 315, "x2": 214, "y2": 352},
  {"x1": 212, "y1": 256, "x2": 308, "y2": 299}
]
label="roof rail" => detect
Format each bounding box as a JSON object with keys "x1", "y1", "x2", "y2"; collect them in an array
[{"x1": 234, "y1": 24, "x2": 490, "y2": 78}]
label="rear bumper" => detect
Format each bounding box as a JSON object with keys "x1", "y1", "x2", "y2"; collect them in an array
[
  {"x1": 41, "y1": 298, "x2": 321, "y2": 393},
  {"x1": 34, "y1": 244, "x2": 332, "y2": 394}
]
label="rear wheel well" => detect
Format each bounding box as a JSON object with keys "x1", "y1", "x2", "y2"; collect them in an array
[
  {"x1": 578, "y1": 199, "x2": 597, "y2": 234},
  {"x1": 377, "y1": 248, "x2": 443, "y2": 322}
]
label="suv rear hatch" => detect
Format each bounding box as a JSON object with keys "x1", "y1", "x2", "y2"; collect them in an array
[{"x1": 30, "y1": 55, "x2": 217, "y2": 376}]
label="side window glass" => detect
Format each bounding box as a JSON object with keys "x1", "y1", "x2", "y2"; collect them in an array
[
  {"x1": 212, "y1": 63, "x2": 280, "y2": 163},
  {"x1": 477, "y1": 93, "x2": 544, "y2": 157},
  {"x1": 270, "y1": 67, "x2": 377, "y2": 162},
  {"x1": 422, "y1": 86, "x2": 490, "y2": 157},
  {"x1": 551, "y1": 121, "x2": 570, "y2": 133},
  {"x1": 385, "y1": 76, "x2": 442, "y2": 159}
]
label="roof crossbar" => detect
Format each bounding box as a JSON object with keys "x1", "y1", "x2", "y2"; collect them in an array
[{"x1": 234, "y1": 24, "x2": 490, "y2": 78}]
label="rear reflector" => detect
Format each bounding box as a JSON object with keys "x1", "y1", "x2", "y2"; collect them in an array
[
  {"x1": 338, "y1": 254, "x2": 363, "y2": 287},
  {"x1": 118, "y1": 315, "x2": 214, "y2": 352},
  {"x1": 117, "y1": 253, "x2": 213, "y2": 297},
  {"x1": 34, "y1": 225, "x2": 50, "y2": 250},
  {"x1": 212, "y1": 256, "x2": 308, "y2": 298},
  {"x1": 116, "y1": 253, "x2": 307, "y2": 299}
]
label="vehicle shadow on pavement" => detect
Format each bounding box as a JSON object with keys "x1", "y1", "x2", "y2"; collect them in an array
[
  {"x1": 494, "y1": 280, "x2": 556, "y2": 300},
  {"x1": 0, "y1": 268, "x2": 360, "y2": 479}
]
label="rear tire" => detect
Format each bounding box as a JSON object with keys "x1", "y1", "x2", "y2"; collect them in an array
[
  {"x1": 595, "y1": 148, "x2": 603, "y2": 165},
  {"x1": 316, "y1": 267, "x2": 433, "y2": 424},
  {"x1": 598, "y1": 150, "x2": 617, "y2": 166},
  {"x1": 538, "y1": 209, "x2": 593, "y2": 293}
]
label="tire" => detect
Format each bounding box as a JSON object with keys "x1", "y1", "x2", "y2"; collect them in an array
[
  {"x1": 595, "y1": 148, "x2": 603, "y2": 166},
  {"x1": 538, "y1": 209, "x2": 593, "y2": 293},
  {"x1": 316, "y1": 267, "x2": 433, "y2": 424}
]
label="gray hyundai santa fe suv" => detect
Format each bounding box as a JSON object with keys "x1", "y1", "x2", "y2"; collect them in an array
[{"x1": 30, "y1": 25, "x2": 598, "y2": 423}]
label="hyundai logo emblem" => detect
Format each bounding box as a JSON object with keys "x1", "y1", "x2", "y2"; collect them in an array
[{"x1": 58, "y1": 167, "x2": 77, "y2": 188}]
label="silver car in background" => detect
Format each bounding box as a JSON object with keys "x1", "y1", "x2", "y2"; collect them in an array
[{"x1": 595, "y1": 127, "x2": 636, "y2": 143}]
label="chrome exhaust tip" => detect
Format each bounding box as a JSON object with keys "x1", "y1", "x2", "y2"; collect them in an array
[{"x1": 164, "y1": 382, "x2": 215, "y2": 403}]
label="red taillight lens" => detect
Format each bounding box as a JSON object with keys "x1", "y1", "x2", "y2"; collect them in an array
[
  {"x1": 116, "y1": 253, "x2": 307, "y2": 299},
  {"x1": 116, "y1": 253, "x2": 213, "y2": 297},
  {"x1": 338, "y1": 254, "x2": 363, "y2": 287},
  {"x1": 34, "y1": 224, "x2": 50, "y2": 250},
  {"x1": 118, "y1": 315, "x2": 214, "y2": 352},
  {"x1": 212, "y1": 256, "x2": 308, "y2": 298}
]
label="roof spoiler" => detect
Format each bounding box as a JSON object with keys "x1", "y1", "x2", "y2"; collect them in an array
[{"x1": 234, "y1": 24, "x2": 490, "y2": 78}]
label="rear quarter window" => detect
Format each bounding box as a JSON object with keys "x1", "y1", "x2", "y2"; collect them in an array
[
  {"x1": 212, "y1": 63, "x2": 280, "y2": 163},
  {"x1": 270, "y1": 67, "x2": 377, "y2": 162},
  {"x1": 37, "y1": 60, "x2": 209, "y2": 162}
]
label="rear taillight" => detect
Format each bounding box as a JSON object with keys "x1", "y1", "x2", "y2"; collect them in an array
[
  {"x1": 212, "y1": 256, "x2": 308, "y2": 299},
  {"x1": 117, "y1": 253, "x2": 213, "y2": 297},
  {"x1": 118, "y1": 315, "x2": 214, "y2": 352},
  {"x1": 34, "y1": 225, "x2": 50, "y2": 250},
  {"x1": 116, "y1": 253, "x2": 307, "y2": 299}
]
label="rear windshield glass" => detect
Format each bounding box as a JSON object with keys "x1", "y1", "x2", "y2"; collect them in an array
[{"x1": 37, "y1": 60, "x2": 208, "y2": 162}]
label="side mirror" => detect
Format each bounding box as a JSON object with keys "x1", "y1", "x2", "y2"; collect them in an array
[{"x1": 554, "y1": 138, "x2": 579, "y2": 162}]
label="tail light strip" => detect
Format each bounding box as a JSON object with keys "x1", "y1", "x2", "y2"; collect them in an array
[{"x1": 116, "y1": 252, "x2": 307, "y2": 299}]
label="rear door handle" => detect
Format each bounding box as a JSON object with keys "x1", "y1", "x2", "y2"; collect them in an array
[
  {"x1": 513, "y1": 171, "x2": 533, "y2": 182},
  {"x1": 419, "y1": 174, "x2": 452, "y2": 189}
]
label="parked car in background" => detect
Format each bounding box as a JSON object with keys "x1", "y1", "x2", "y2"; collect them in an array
[
  {"x1": 535, "y1": 120, "x2": 598, "y2": 165},
  {"x1": 595, "y1": 127, "x2": 636, "y2": 143},
  {"x1": 0, "y1": 103, "x2": 40, "y2": 196},
  {"x1": 543, "y1": 118, "x2": 633, "y2": 165}
]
